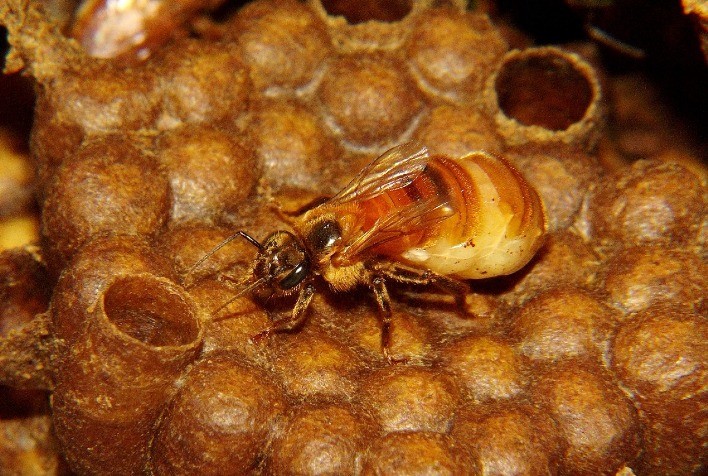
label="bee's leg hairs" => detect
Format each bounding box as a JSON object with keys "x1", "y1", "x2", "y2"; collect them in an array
[{"x1": 370, "y1": 261, "x2": 470, "y2": 313}]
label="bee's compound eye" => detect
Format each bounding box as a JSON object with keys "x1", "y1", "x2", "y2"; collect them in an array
[{"x1": 278, "y1": 259, "x2": 310, "y2": 290}]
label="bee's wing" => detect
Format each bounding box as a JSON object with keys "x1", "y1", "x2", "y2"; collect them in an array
[
  {"x1": 330, "y1": 141, "x2": 430, "y2": 205},
  {"x1": 336, "y1": 197, "x2": 454, "y2": 264}
]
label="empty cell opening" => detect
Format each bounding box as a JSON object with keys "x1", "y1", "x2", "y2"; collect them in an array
[
  {"x1": 103, "y1": 276, "x2": 199, "y2": 347},
  {"x1": 495, "y1": 52, "x2": 594, "y2": 131},
  {"x1": 321, "y1": 0, "x2": 412, "y2": 24}
]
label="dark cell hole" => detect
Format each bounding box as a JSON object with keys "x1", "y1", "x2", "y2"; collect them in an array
[
  {"x1": 104, "y1": 276, "x2": 199, "y2": 347},
  {"x1": 0, "y1": 26, "x2": 8, "y2": 71},
  {"x1": 0, "y1": 28, "x2": 36, "y2": 137},
  {"x1": 0, "y1": 387, "x2": 50, "y2": 419},
  {"x1": 209, "y1": 0, "x2": 254, "y2": 23},
  {"x1": 495, "y1": 53, "x2": 594, "y2": 131},
  {"x1": 321, "y1": 0, "x2": 412, "y2": 24}
]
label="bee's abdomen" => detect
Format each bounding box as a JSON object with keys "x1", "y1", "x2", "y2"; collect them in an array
[
  {"x1": 358, "y1": 156, "x2": 465, "y2": 254},
  {"x1": 402, "y1": 151, "x2": 547, "y2": 279}
]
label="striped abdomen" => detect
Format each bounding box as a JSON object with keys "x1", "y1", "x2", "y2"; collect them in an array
[{"x1": 362, "y1": 151, "x2": 546, "y2": 279}]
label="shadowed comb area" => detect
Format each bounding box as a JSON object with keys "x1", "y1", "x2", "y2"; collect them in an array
[{"x1": 0, "y1": 0, "x2": 706, "y2": 474}]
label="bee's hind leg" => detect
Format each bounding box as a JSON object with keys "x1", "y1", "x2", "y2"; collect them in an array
[
  {"x1": 251, "y1": 283, "x2": 316, "y2": 343},
  {"x1": 372, "y1": 261, "x2": 470, "y2": 313},
  {"x1": 370, "y1": 276, "x2": 398, "y2": 364}
]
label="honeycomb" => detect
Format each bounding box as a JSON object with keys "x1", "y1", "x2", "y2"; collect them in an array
[{"x1": 0, "y1": 0, "x2": 706, "y2": 474}]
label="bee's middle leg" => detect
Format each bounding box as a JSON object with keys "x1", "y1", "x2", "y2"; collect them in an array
[
  {"x1": 372, "y1": 261, "x2": 470, "y2": 312},
  {"x1": 251, "y1": 283, "x2": 316, "y2": 343}
]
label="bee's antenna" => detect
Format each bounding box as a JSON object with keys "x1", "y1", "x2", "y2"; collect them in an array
[
  {"x1": 185, "y1": 231, "x2": 263, "y2": 279},
  {"x1": 585, "y1": 24, "x2": 646, "y2": 60},
  {"x1": 237, "y1": 231, "x2": 265, "y2": 250},
  {"x1": 212, "y1": 276, "x2": 267, "y2": 319}
]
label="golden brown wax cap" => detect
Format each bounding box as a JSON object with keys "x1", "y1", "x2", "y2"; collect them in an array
[
  {"x1": 269, "y1": 327, "x2": 365, "y2": 400},
  {"x1": 406, "y1": 8, "x2": 508, "y2": 101},
  {"x1": 152, "y1": 353, "x2": 287, "y2": 475},
  {"x1": 158, "y1": 223, "x2": 254, "y2": 281},
  {"x1": 602, "y1": 245, "x2": 706, "y2": 313},
  {"x1": 440, "y1": 335, "x2": 528, "y2": 403},
  {"x1": 361, "y1": 431, "x2": 477, "y2": 475},
  {"x1": 41, "y1": 135, "x2": 170, "y2": 271},
  {"x1": 359, "y1": 366, "x2": 461, "y2": 433},
  {"x1": 30, "y1": 95, "x2": 85, "y2": 199},
  {"x1": 511, "y1": 286, "x2": 619, "y2": 364},
  {"x1": 413, "y1": 104, "x2": 504, "y2": 157},
  {"x1": 612, "y1": 305, "x2": 707, "y2": 475},
  {"x1": 451, "y1": 403, "x2": 563, "y2": 476},
  {"x1": 589, "y1": 160, "x2": 706, "y2": 248},
  {"x1": 613, "y1": 304, "x2": 706, "y2": 402},
  {"x1": 251, "y1": 99, "x2": 342, "y2": 192},
  {"x1": 231, "y1": 0, "x2": 332, "y2": 93},
  {"x1": 157, "y1": 125, "x2": 258, "y2": 223},
  {"x1": 531, "y1": 362, "x2": 642, "y2": 474},
  {"x1": 155, "y1": 39, "x2": 252, "y2": 127},
  {"x1": 319, "y1": 53, "x2": 423, "y2": 148},
  {"x1": 267, "y1": 403, "x2": 378, "y2": 475},
  {"x1": 52, "y1": 66, "x2": 159, "y2": 134}
]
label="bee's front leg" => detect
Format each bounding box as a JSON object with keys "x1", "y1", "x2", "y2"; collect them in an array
[
  {"x1": 251, "y1": 283, "x2": 316, "y2": 343},
  {"x1": 371, "y1": 261, "x2": 470, "y2": 313}
]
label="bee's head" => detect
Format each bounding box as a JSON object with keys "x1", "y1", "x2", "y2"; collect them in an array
[{"x1": 253, "y1": 231, "x2": 311, "y2": 295}]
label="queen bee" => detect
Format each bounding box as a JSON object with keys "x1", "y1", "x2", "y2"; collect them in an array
[{"x1": 197, "y1": 142, "x2": 546, "y2": 360}]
